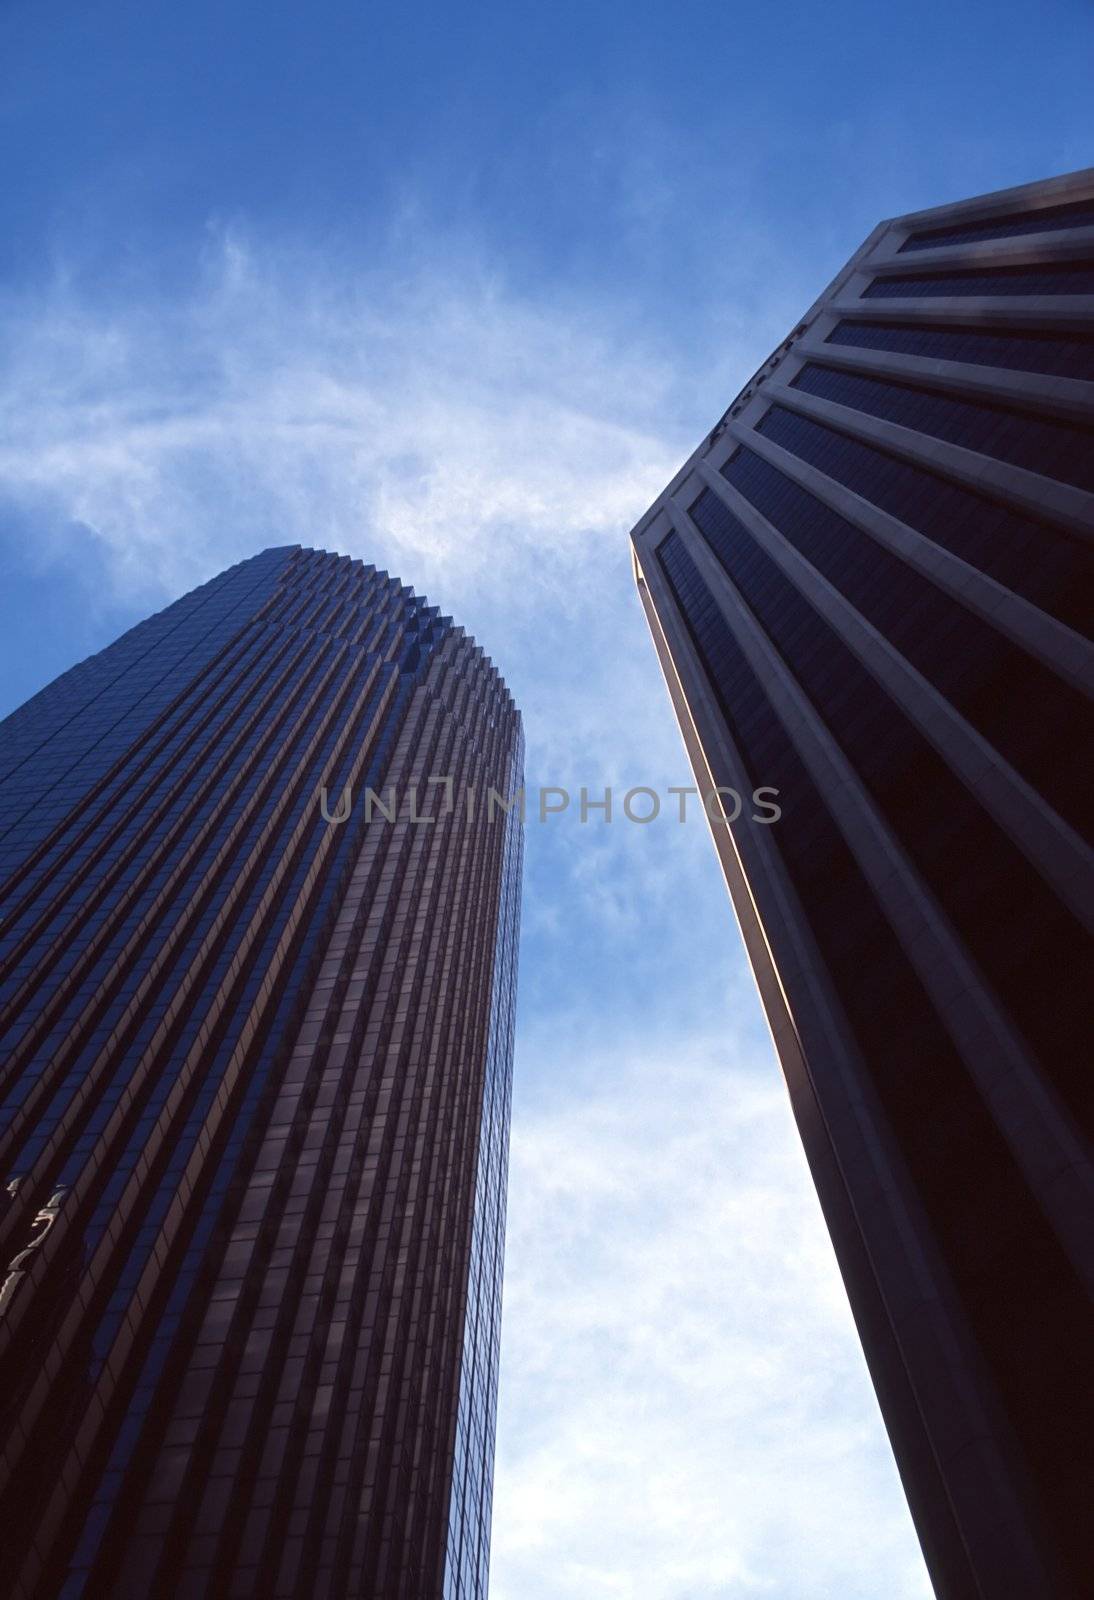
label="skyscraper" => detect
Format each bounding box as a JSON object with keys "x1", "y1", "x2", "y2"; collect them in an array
[
  {"x1": 629, "y1": 168, "x2": 1093, "y2": 1599},
  {"x1": 0, "y1": 546, "x2": 523, "y2": 1600}
]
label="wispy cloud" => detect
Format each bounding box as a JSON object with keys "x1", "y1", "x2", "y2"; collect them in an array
[
  {"x1": 495, "y1": 1028, "x2": 931, "y2": 1600},
  {"x1": 0, "y1": 229, "x2": 690, "y2": 621}
]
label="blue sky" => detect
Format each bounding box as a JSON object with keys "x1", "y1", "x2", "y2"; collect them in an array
[{"x1": 1, "y1": 2, "x2": 1091, "y2": 1595}]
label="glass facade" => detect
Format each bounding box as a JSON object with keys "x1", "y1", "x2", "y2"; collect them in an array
[
  {"x1": 696, "y1": 473, "x2": 1090, "y2": 1097},
  {"x1": 442, "y1": 772, "x2": 522, "y2": 1600},
  {"x1": 632, "y1": 170, "x2": 1094, "y2": 1600},
  {"x1": 824, "y1": 318, "x2": 1094, "y2": 381},
  {"x1": 717, "y1": 446, "x2": 1093, "y2": 838},
  {"x1": 790, "y1": 361, "x2": 1094, "y2": 492},
  {"x1": 755, "y1": 403, "x2": 1092, "y2": 635},
  {"x1": 0, "y1": 547, "x2": 523, "y2": 1600},
  {"x1": 864, "y1": 261, "x2": 1094, "y2": 297},
  {"x1": 899, "y1": 195, "x2": 1094, "y2": 251}
]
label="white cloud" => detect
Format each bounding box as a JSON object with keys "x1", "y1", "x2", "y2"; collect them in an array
[
  {"x1": 0, "y1": 231, "x2": 689, "y2": 623},
  {"x1": 494, "y1": 1031, "x2": 931, "y2": 1600}
]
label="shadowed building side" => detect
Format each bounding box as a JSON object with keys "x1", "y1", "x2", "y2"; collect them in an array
[{"x1": 630, "y1": 167, "x2": 1094, "y2": 1600}]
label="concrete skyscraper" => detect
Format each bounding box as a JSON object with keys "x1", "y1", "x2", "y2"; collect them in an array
[
  {"x1": 0, "y1": 546, "x2": 523, "y2": 1600},
  {"x1": 630, "y1": 168, "x2": 1093, "y2": 1599}
]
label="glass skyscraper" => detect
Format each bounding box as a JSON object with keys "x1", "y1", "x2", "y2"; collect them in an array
[
  {"x1": 630, "y1": 168, "x2": 1093, "y2": 1599},
  {"x1": 0, "y1": 546, "x2": 523, "y2": 1600}
]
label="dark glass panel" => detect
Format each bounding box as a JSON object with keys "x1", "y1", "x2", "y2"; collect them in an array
[
  {"x1": 791, "y1": 361, "x2": 1094, "y2": 493},
  {"x1": 900, "y1": 196, "x2": 1094, "y2": 252},
  {"x1": 865, "y1": 262, "x2": 1094, "y2": 297},
  {"x1": 754, "y1": 404, "x2": 1094, "y2": 639},
  {"x1": 720, "y1": 446, "x2": 1094, "y2": 841},
  {"x1": 824, "y1": 318, "x2": 1094, "y2": 381},
  {"x1": 686, "y1": 484, "x2": 1091, "y2": 1123}
]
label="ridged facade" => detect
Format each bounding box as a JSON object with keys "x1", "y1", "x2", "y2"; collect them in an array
[
  {"x1": 0, "y1": 546, "x2": 523, "y2": 1600},
  {"x1": 629, "y1": 168, "x2": 1094, "y2": 1599}
]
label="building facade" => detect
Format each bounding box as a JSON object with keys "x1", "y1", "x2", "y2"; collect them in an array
[
  {"x1": 0, "y1": 546, "x2": 523, "y2": 1600},
  {"x1": 629, "y1": 169, "x2": 1094, "y2": 1599}
]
